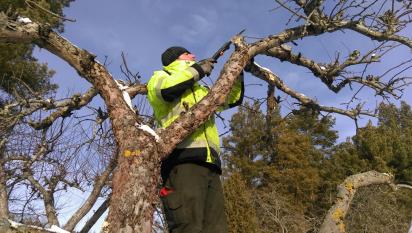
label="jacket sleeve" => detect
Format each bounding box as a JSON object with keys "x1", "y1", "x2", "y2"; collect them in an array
[
  {"x1": 219, "y1": 71, "x2": 244, "y2": 111},
  {"x1": 160, "y1": 63, "x2": 205, "y2": 102}
]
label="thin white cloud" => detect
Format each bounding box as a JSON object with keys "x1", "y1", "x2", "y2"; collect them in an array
[{"x1": 168, "y1": 9, "x2": 218, "y2": 44}]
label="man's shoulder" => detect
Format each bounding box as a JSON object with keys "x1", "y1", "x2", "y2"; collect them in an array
[
  {"x1": 148, "y1": 70, "x2": 168, "y2": 82},
  {"x1": 152, "y1": 69, "x2": 169, "y2": 77}
]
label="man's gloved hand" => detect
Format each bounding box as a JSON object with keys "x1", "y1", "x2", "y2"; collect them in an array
[{"x1": 198, "y1": 58, "x2": 216, "y2": 76}]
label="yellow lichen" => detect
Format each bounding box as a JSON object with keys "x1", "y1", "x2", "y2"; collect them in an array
[
  {"x1": 332, "y1": 208, "x2": 344, "y2": 221},
  {"x1": 123, "y1": 149, "x2": 141, "y2": 157},
  {"x1": 345, "y1": 182, "x2": 354, "y2": 192},
  {"x1": 124, "y1": 150, "x2": 132, "y2": 157},
  {"x1": 332, "y1": 208, "x2": 346, "y2": 232}
]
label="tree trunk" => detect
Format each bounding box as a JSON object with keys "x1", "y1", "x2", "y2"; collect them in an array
[
  {"x1": 105, "y1": 146, "x2": 161, "y2": 233},
  {"x1": 0, "y1": 157, "x2": 9, "y2": 219},
  {"x1": 266, "y1": 84, "x2": 277, "y2": 116}
]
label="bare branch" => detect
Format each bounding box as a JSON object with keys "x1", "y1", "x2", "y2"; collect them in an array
[
  {"x1": 120, "y1": 52, "x2": 141, "y2": 84},
  {"x1": 22, "y1": 169, "x2": 59, "y2": 226},
  {"x1": 25, "y1": 0, "x2": 76, "y2": 22},
  {"x1": 265, "y1": 42, "x2": 408, "y2": 99},
  {"x1": 245, "y1": 62, "x2": 375, "y2": 119},
  {"x1": 79, "y1": 196, "x2": 111, "y2": 233},
  {"x1": 274, "y1": 0, "x2": 314, "y2": 24},
  {"x1": 127, "y1": 83, "x2": 147, "y2": 98},
  {"x1": 64, "y1": 157, "x2": 116, "y2": 231},
  {"x1": 345, "y1": 20, "x2": 412, "y2": 48},
  {"x1": 397, "y1": 184, "x2": 412, "y2": 190},
  {"x1": 28, "y1": 88, "x2": 99, "y2": 130}
]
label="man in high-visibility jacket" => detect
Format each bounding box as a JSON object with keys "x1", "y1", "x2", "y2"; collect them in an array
[{"x1": 147, "y1": 46, "x2": 244, "y2": 233}]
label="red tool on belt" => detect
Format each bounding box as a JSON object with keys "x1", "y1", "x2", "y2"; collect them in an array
[{"x1": 159, "y1": 187, "x2": 174, "y2": 197}]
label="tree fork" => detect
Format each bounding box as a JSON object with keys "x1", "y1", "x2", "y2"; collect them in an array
[{"x1": 0, "y1": 19, "x2": 250, "y2": 232}]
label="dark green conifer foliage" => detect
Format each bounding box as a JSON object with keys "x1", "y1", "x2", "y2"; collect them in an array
[
  {"x1": 353, "y1": 102, "x2": 412, "y2": 183},
  {"x1": 223, "y1": 172, "x2": 260, "y2": 233},
  {"x1": 222, "y1": 101, "x2": 339, "y2": 232},
  {"x1": 223, "y1": 102, "x2": 337, "y2": 205},
  {"x1": 0, "y1": 0, "x2": 73, "y2": 99},
  {"x1": 223, "y1": 100, "x2": 412, "y2": 232},
  {"x1": 317, "y1": 141, "x2": 369, "y2": 211}
]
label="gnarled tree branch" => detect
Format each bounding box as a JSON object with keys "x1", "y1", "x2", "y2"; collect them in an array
[
  {"x1": 79, "y1": 196, "x2": 111, "y2": 233},
  {"x1": 319, "y1": 171, "x2": 395, "y2": 233},
  {"x1": 245, "y1": 62, "x2": 375, "y2": 119},
  {"x1": 64, "y1": 157, "x2": 115, "y2": 231}
]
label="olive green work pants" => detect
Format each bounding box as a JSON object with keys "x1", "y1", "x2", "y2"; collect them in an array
[{"x1": 160, "y1": 163, "x2": 228, "y2": 233}]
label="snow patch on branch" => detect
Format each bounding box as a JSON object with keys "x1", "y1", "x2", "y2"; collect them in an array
[
  {"x1": 115, "y1": 80, "x2": 135, "y2": 112},
  {"x1": 398, "y1": 184, "x2": 412, "y2": 190},
  {"x1": 254, "y1": 62, "x2": 272, "y2": 73},
  {"x1": 8, "y1": 220, "x2": 23, "y2": 228},
  {"x1": 7, "y1": 220, "x2": 69, "y2": 232},
  {"x1": 136, "y1": 123, "x2": 160, "y2": 141},
  {"x1": 8, "y1": 219, "x2": 42, "y2": 230},
  {"x1": 57, "y1": 34, "x2": 83, "y2": 51},
  {"x1": 47, "y1": 225, "x2": 70, "y2": 233},
  {"x1": 17, "y1": 16, "x2": 32, "y2": 24}
]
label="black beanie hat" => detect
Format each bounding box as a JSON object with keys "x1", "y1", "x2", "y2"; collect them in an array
[{"x1": 161, "y1": 46, "x2": 190, "y2": 66}]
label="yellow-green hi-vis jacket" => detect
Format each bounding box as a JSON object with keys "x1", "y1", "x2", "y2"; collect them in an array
[{"x1": 147, "y1": 59, "x2": 244, "y2": 180}]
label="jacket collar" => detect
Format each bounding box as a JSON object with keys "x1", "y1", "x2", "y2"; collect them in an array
[{"x1": 163, "y1": 60, "x2": 195, "y2": 73}]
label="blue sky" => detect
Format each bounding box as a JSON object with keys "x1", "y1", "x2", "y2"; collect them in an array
[
  {"x1": 34, "y1": 0, "x2": 412, "y2": 142},
  {"x1": 32, "y1": 1, "x2": 411, "y2": 229}
]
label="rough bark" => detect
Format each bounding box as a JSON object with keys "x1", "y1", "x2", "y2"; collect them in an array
[
  {"x1": 0, "y1": 157, "x2": 9, "y2": 219},
  {"x1": 267, "y1": 84, "x2": 277, "y2": 116},
  {"x1": 0, "y1": 132, "x2": 11, "y2": 220},
  {"x1": 319, "y1": 171, "x2": 395, "y2": 233}
]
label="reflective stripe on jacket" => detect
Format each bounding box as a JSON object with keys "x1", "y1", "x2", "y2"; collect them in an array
[{"x1": 147, "y1": 59, "x2": 243, "y2": 178}]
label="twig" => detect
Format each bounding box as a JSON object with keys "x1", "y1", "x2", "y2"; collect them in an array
[
  {"x1": 397, "y1": 184, "x2": 412, "y2": 190},
  {"x1": 120, "y1": 51, "x2": 141, "y2": 84},
  {"x1": 274, "y1": 0, "x2": 315, "y2": 24},
  {"x1": 25, "y1": 0, "x2": 76, "y2": 22}
]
